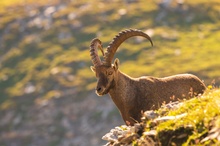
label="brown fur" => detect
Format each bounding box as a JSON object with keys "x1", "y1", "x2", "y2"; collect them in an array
[
  {"x1": 90, "y1": 29, "x2": 206, "y2": 126},
  {"x1": 91, "y1": 59, "x2": 206, "y2": 125}
]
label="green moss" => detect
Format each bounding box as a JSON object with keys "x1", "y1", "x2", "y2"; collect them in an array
[{"x1": 154, "y1": 89, "x2": 220, "y2": 145}]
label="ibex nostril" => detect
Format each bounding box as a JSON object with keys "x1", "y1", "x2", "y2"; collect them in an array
[{"x1": 97, "y1": 87, "x2": 102, "y2": 92}]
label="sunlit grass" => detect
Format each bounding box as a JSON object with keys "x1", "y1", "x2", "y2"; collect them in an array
[
  {"x1": 154, "y1": 89, "x2": 220, "y2": 145},
  {"x1": 0, "y1": 0, "x2": 23, "y2": 7},
  {"x1": 0, "y1": 0, "x2": 219, "y2": 109},
  {"x1": 0, "y1": 0, "x2": 58, "y2": 7}
]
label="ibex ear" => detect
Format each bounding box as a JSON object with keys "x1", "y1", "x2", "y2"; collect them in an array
[
  {"x1": 113, "y1": 58, "x2": 119, "y2": 71},
  {"x1": 90, "y1": 66, "x2": 96, "y2": 72}
]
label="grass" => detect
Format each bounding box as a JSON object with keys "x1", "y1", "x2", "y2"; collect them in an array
[
  {"x1": 102, "y1": 89, "x2": 220, "y2": 145},
  {"x1": 144, "y1": 89, "x2": 220, "y2": 145},
  {"x1": 0, "y1": 0, "x2": 219, "y2": 108},
  {"x1": 108, "y1": 88, "x2": 219, "y2": 145},
  {"x1": 0, "y1": 1, "x2": 219, "y2": 146}
]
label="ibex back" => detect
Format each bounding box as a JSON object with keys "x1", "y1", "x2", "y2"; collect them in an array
[{"x1": 90, "y1": 29, "x2": 206, "y2": 126}]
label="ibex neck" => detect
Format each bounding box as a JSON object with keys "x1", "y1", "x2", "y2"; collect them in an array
[{"x1": 108, "y1": 70, "x2": 135, "y2": 116}]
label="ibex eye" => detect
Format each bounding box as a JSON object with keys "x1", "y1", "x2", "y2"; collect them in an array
[{"x1": 108, "y1": 71, "x2": 113, "y2": 75}]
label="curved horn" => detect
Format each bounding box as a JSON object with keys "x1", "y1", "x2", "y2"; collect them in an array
[
  {"x1": 90, "y1": 38, "x2": 104, "y2": 66},
  {"x1": 103, "y1": 29, "x2": 153, "y2": 66}
]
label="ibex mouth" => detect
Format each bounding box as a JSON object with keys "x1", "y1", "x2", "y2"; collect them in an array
[
  {"x1": 96, "y1": 90, "x2": 106, "y2": 96},
  {"x1": 96, "y1": 87, "x2": 109, "y2": 96}
]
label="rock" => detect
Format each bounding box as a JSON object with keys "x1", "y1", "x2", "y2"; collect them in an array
[
  {"x1": 102, "y1": 124, "x2": 142, "y2": 145},
  {"x1": 142, "y1": 110, "x2": 158, "y2": 120},
  {"x1": 102, "y1": 101, "x2": 188, "y2": 145}
]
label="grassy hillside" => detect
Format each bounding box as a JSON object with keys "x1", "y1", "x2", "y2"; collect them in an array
[
  {"x1": 0, "y1": 0, "x2": 220, "y2": 145},
  {"x1": 103, "y1": 88, "x2": 220, "y2": 145},
  {"x1": 0, "y1": 0, "x2": 220, "y2": 109}
]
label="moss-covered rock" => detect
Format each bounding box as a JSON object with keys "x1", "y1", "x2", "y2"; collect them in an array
[{"x1": 102, "y1": 89, "x2": 220, "y2": 146}]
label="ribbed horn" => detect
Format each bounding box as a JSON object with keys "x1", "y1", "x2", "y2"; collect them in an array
[
  {"x1": 103, "y1": 29, "x2": 153, "y2": 66},
  {"x1": 90, "y1": 38, "x2": 104, "y2": 66}
]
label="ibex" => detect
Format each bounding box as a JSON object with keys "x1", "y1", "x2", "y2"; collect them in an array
[{"x1": 90, "y1": 29, "x2": 206, "y2": 126}]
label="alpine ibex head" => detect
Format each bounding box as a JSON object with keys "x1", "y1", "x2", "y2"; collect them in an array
[{"x1": 90, "y1": 29, "x2": 153, "y2": 96}]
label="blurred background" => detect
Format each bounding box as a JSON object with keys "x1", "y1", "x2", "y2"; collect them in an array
[{"x1": 0, "y1": 0, "x2": 220, "y2": 145}]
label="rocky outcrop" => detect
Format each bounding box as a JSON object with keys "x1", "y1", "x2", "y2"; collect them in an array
[{"x1": 102, "y1": 101, "x2": 193, "y2": 146}]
